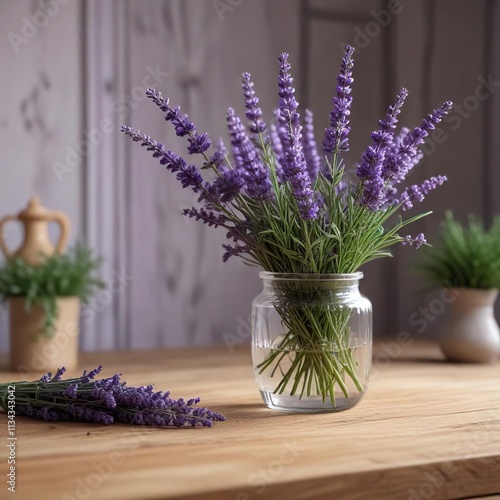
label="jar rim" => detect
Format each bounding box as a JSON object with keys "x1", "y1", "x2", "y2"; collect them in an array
[{"x1": 259, "y1": 272, "x2": 363, "y2": 281}]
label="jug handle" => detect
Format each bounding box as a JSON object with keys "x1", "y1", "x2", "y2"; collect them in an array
[
  {"x1": 49, "y1": 211, "x2": 70, "y2": 255},
  {"x1": 0, "y1": 215, "x2": 16, "y2": 260}
]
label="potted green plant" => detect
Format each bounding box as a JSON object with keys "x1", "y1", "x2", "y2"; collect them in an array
[
  {"x1": 0, "y1": 244, "x2": 104, "y2": 372},
  {"x1": 419, "y1": 211, "x2": 500, "y2": 363}
]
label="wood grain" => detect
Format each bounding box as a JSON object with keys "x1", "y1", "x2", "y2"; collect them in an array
[{"x1": 0, "y1": 341, "x2": 499, "y2": 500}]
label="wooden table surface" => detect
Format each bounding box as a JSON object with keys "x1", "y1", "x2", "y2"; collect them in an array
[{"x1": 0, "y1": 341, "x2": 499, "y2": 500}]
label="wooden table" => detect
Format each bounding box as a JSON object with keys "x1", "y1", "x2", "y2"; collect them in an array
[{"x1": 0, "y1": 341, "x2": 499, "y2": 500}]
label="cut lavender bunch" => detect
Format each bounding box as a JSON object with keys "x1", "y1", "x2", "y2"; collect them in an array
[
  {"x1": 121, "y1": 46, "x2": 452, "y2": 405},
  {"x1": 0, "y1": 367, "x2": 226, "y2": 428}
]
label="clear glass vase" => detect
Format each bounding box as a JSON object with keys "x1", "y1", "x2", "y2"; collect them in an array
[{"x1": 252, "y1": 272, "x2": 372, "y2": 413}]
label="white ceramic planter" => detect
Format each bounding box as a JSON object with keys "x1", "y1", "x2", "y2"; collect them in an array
[{"x1": 439, "y1": 288, "x2": 500, "y2": 363}]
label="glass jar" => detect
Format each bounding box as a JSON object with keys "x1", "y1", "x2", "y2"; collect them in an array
[{"x1": 252, "y1": 272, "x2": 372, "y2": 413}]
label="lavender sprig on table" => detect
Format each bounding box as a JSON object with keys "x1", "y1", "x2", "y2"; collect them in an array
[{"x1": 0, "y1": 367, "x2": 226, "y2": 428}]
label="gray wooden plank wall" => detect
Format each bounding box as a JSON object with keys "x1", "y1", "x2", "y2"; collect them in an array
[{"x1": 0, "y1": 0, "x2": 498, "y2": 350}]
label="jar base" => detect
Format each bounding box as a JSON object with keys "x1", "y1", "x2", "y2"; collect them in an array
[{"x1": 259, "y1": 390, "x2": 365, "y2": 414}]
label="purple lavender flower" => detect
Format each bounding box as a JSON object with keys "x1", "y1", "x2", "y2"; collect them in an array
[
  {"x1": 357, "y1": 88, "x2": 408, "y2": 210},
  {"x1": 211, "y1": 166, "x2": 245, "y2": 203},
  {"x1": 399, "y1": 175, "x2": 448, "y2": 211},
  {"x1": 121, "y1": 126, "x2": 207, "y2": 195},
  {"x1": 323, "y1": 45, "x2": 354, "y2": 154},
  {"x1": 216, "y1": 137, "x2": 228, "y2": 158},
  {"x1": 402, "y1": 233, "x2": 426, "y2": 248},
  {"x1": 382, "y1": 101, "x2": 453, "y2": 185},
  {"x1": 269, "y1": 115, "x2": 285, "y2": 182},
  {"x1": 277, "y1": 53, "x2": 319, "y2": 220},
  {"x1": 242, "y1": 73, "x2": 266, "y2": 134},
  {"x1": 226, "y1": 108, "x2": 273, "y2": 201},
  {"x1": 52, "y1": 367, "x2": 66, "y2": 381},
  {"x1": 81, "y1": 365, "x2": 103, "y2": 383},
  {"x1": 67, "y1": 404, "x2": 115, "y2": 424},
  {"x1": 146, "y1": 88, "x2": 212, "y2": 155},
  {"x1": 222, "y1": 243, "x2": 252, "y2": 262},
  {"x1": 63, "y1": 383, "x2": 78, "y2": 398},
  {"x1": 206, "y1": 138, "x2": 228, "y2": 170},
  {"x1": 3, "y1": 366, "x2": 226, "y2": 429},
  {"x1": 182, "y1": 208, "x2": 227, "y2": 227},
  {"x1": 269, "y1": 123, "x2": 283, "y2": 162},
  {"x1": 187, "y1": 132, "x2": 211, "y2": 155},
  {"x1": 277, "y1": 53, "x2": 299, "y2": 128},
  {"x1": 302, "y1": 109, "x2": 322, "y2": 182},
  {"x1": 23, "y1": 404, "x2": 61, "y2": 422}
]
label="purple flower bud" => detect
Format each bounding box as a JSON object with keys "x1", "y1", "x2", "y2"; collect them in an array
[
  {"x1": 357, "y1": 88, "x2": 408, "y2": 211},
  {"x1": 402, "y1": 233, "x2": 426, "y2": 248},
  {"x1": 226, "y1": 108, "x2": 273, "y2": 201},
  {"x1": 242, "y1": 73, "x2": 266, "y2": 134},
  {"x1": 323, "y1": 46, "x2": 354, "y2": 154},
  {"x1": 399, "y1": 175, "x2": 447, "y2": 211},
  {"x1": 146, "y1": 88, "x2": 212, "y2": 155},
  {"x1": 63, "y1": 383, "x2": 78, "y2": 398},
  {"x1": 302, "y1": 110, "x2": 322, "y2": 182},
  {"x1": 277, "y1": 54, "x2": 319, "y2": 221},
  {"x1": 182, "y1": 208, "x2": 227, "y2": 227},
  {"x1": 121, "y1": 126, "x2": 208, "y2": 195},
  {"x1": 211, "y1": 166, "x2": 245, "y2": 203},
  {"x1": 382, "y1": 101, "x2": 452, "y2": 186}
]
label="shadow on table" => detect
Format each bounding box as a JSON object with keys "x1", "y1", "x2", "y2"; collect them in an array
[{"x1": 215, "y1": 403, "x2": 296, "y2": 420}]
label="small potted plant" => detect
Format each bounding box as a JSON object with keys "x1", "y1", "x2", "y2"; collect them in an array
[
  {"x1": 0, "y1": 244, "x2": 104, "y2": 372},
  {"x1": 419, "y1": 211, "x2": 500, "y2": 363}
]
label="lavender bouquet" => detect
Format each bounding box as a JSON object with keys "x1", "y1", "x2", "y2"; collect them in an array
[
  {"x1": 0, "y1": 366, "x2": 225, "y2": 427},
  {"x1": 122, "y1": 46, "x2": 451, "y2": 404}
]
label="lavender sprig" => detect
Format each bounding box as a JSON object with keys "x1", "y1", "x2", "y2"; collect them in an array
[
  {"x1": 357, "y1": 88, "x2": 408, "y2": 210},
  {"x1": 1, "y1": 367, "x2": 226, "y2": 428},
  {"x1": 399, "y1": 175, "x2": 448, "y2": 211},
  {"x1": 227, "y1": 108, "x2": 273, "y2": 201},
  {"x1": 120, "y1": 126, "x2": 207, "y2": 195},
  {"x1": 242, "y1": 72, "x2": 266, "y2": 134},
  {"x1": 382, "y1": 101, "x2": 453, "y2": 185},
  {"x1": 146, "y1": 88, "x2": 211, "y2": 156},
  {"x1": 323, "y1": 45, "x2": 354, "y2": 154},
  {"x1": 402, "y1": 233, "x2": 426, "y2": 248},
  {"x1": 302, "y1": 109, "x2": 322, "y2": 182},
  {"x1": 278, "y1": 53, "x2": 319, "y2": 221}
]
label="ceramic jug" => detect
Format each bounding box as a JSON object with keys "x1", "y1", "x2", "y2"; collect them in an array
[
  {"x1": 0, "y1": 198, "x2": 78, "y2": 372},
  {"x1": 0, "y1": 197, "x2": 70, "y2": 265}
]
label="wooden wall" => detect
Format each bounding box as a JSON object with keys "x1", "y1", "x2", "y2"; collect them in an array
[{"x1": 0, "y1": 0, "x2": 499, "y2": 350}]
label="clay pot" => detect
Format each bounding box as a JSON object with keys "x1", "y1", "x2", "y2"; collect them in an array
[
  {"x1": 9, "y1": 297, "x2": 80, "y2": 372},
  {"x1": 439, "y1": 288, "x2": 500, "y2": 363}
]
